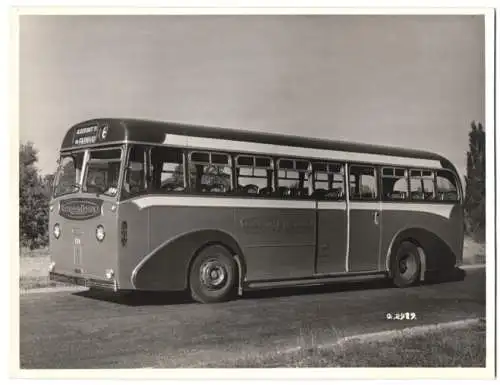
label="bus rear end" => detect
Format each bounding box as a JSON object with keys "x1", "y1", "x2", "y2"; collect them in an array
[{"x1": 49, "y1": 145, "x2": 123, "y2": 290}]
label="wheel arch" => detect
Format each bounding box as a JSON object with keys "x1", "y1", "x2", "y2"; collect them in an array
[
  {"x1": 132, "y1": 228, "x2": 247, "y2": 292},
  {"x1": 385, "y1": 227, "x2": 456, "y2": 280}
]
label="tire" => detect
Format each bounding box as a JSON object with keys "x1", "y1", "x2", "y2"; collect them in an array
[
  {"x1": 189, "y1": 244, "x2": 237, "y2": 303},
  {"x1": 391, "y1": 241, "x2": 422, "y2": 288}
]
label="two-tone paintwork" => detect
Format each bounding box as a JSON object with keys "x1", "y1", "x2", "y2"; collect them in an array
[{"x1": 117, "y1": 195, "x2": 462, "y2": 292}]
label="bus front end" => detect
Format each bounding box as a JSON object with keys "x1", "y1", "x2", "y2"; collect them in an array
[{"x1": 49, "y1": 145, "x2": 123, "y2": 291}]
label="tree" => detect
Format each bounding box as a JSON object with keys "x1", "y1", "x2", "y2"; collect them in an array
[
  {"x1": 19, "y1": 142, "x2": 51, "y2": 249},
  {"x1": 464, "y1": 121, "x2": 485, "y2": 241}
]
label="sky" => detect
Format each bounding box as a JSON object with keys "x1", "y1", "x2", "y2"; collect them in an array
[{"x1": 19, "y1": 14, "x2": 485, "y2": 177}]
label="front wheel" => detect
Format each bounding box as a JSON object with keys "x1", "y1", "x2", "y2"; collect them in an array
[
  {"x1": 189, "y1": 244, "x2": 237, "y2": 303},
  {"x1": 391, "y1": 241, "x2": 422, "y2": 288}
]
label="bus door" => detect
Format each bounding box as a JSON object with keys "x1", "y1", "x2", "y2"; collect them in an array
[
  {"x1": 347, "y1": 165, "x2": 381, "y2": 272},
  {"x1": 313, "y1": 162, "x2": 348, "y2": 274}
]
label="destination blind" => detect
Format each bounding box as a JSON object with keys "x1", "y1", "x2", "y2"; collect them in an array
[{"x1": 73, "y1": 125, "x2": 99, "y2": 145}]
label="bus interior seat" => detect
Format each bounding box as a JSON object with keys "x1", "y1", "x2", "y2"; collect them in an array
[
  {"x1": 277, "y1": 186, "x2": 290, "y2": 197},
  {"x1": 391, "y1": 191, "x2": 406, "y2": 200},
  {"x1": 411, "y1": 191, "x2": 424, "y2": 200},
  {"x1": 243, "y1": 184, "x2": 259, "y2": 195},
  {"x1": 325, "y1": 189, "x2": 341, "y2": 199},
  {"x1": 312, "y1": 189, "x2": 327, "y2": 199},
  {"x1": 259, "y1": 187, "x2": 273, "y2": 196}
]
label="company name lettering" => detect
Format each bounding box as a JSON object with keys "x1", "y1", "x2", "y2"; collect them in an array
[{"x1": 59, "y1": 200, "x2": 101, "y2": 220}]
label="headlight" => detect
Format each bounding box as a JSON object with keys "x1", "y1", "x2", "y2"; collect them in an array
[
  {"x1": 96, "y1": 225, "x2": 105, "y2": 242},
  {"x1": 53, "y1": 223, "x2": 61, "y2": 239}
]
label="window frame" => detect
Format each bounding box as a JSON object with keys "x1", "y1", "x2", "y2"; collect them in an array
[
  {"x1": 435, "y1": 169, "x2": 461, "y2": 203},
  {"x1": 150, "y1": 146, "x2": 188, "y2": 193},
  {"x1": 188, "y1": 150, "x2": 233, "y2": 194},
  {"x1": 381, "y1": 166, "x2": 409, "y2": 202},
  {"x1": 348, "y1": 164, "x2": 379, "y2": 201},
  {"x1": 276, "y1": 157, "x2": 312, "y2": 199},
  {"x1": 311, "y1": 161, "x2": 345, "y2": 201},
  {"x1": 407, "y1": 168, "x2": 437, "y2": 202},
  {"x1": 234, "y1": 155, "x2": 274, "y2": 197}
]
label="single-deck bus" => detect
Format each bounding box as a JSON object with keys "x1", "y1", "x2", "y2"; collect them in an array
[{"x1": 49, "y1": 118, "x2": 464, "y2": 303}]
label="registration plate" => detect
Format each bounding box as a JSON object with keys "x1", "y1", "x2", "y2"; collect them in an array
[{"x1": 74, "y1": 237, "x2": 82, "y2": 266}]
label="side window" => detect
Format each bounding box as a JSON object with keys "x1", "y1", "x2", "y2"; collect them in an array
[
  {"x1": 122, "y1": 145, "x2": 148, "y2": 198},
  {"x1": 236, "y1": 155, "x2": 274, "y2": 196},
  {"x1": 436, "y1": 170, "x2": 459, "y2": 202},
  {"x1": 150, "y1": 147, "x2": 186, "y2": 192},
  {"x1": 349, "y1": 165, "x2": 377, "y2": 200},
  {"x1": 277, "y1": 158, "x2": 311, "y2": 198},
  {"x1": 189, "y1": 151, "x2": 232, "y2": 194},
  {"x1": 312, "y1": 162, "x2": 345, "y2": 200},
  {"x1": 409, "y1": 170, "x2": 436, "y2": 201},
  {"x1": 381, "y1": 167, "x2": 408, "y2": 200}
]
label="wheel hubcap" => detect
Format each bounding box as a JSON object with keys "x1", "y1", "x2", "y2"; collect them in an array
[
  {"x1": 399, "y1": 253, "x2": 417, "y2": 279},
  {"x1": 200, "y1": 258, "x2": 227, "y2": 290}
]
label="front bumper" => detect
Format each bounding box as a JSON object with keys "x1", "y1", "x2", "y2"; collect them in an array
[{"x1": 50, "y1": 272, "x2": 118, "y2": 291}]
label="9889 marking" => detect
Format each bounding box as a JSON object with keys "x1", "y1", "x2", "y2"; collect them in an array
[{"x1": 386, "y1": 312, "x2": 417, "y2": 320}]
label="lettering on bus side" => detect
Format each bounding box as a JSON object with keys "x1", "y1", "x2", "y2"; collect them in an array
[{"x1": 240, "y1": 216, "x2": 314, "y2": 234}]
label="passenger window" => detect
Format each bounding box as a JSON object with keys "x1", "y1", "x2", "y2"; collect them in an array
[
  {"x1": 409, "y1": 170, "x2": 436, "y2": 201},
  {"x1": 436, "y1": 170, "x2": 459, "y2": 201},
  {"x1": 382, "y1": 167, "x2": 408, "y2": 200},
  {"x1": 150, "y1": 147, "x2": 186, "y2": 192},
  {"x1": 349, "y1": 165, "x2": 377, "y2": 200},
  {"x1": 235, "y1": 155, "x2": 273, "y2": 196},
  {"x1": 277, "y1": 158, "x2": 311, "y2": 198},
  {"x1": 189, "y1": 151, "x2": 232, "y2": 194},
  {"x1": 312, "y1": 162, "x2": 345, "y2": 200}
]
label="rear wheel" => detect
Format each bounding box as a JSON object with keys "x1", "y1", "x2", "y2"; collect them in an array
[
  {"x1": 392, "y1": 241, "x2": 422, "y2": 288},
  {"x1": 189, "y1": 244, "x2": 237, "y2": 303}
]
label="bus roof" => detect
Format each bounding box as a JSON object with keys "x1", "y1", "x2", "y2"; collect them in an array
[{"x1": 62, "y1": 117, "x2": 453, "y2": 168}]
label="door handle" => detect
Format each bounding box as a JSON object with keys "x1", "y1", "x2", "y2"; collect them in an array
[{"x1": 373, "y1": 211, "x2": 380, "y2": 225}]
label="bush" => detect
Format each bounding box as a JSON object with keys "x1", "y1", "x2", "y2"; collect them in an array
[{"x1": 19, "y1": 142, "x2": 53, "y2": 250}]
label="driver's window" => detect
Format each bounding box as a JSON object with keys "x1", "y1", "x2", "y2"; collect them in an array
[{"x1": 150, "y1": 147, "x2": 186, "y2": 192}]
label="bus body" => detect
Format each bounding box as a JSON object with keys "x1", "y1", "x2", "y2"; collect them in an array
[{"x1": 49, "y1": 118, "x2": 464, "y2": 302}]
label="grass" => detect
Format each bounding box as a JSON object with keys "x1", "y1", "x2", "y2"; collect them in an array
[
  {"x1": 18, "y1": 237, "x2": 485, "y2": 291},
  {"x1": 19, "y1": 247, "x2": 76, "y2": 291},
  {"x1": 200, "y1": 319, "x2": 486, "y2": 367},
  {"x1": 462, "y1": 237, "x2": 486, "y2": 265}
]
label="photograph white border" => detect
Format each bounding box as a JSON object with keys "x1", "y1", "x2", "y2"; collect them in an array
[{"x1": 6, "y1": 2, "x2": 496, "y2": 382}]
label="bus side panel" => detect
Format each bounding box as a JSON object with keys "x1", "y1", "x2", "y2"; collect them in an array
[
  {"x1": 348, "y1": 204, "x2": 381, "y2": 272},
  {"x1": 115, "y1": 201, "x2": 151, "y2": 290},
  {"x1": 315, "y1": 204, "x2": 347, "y2": 274},
  {"x1": 380, "y1": 203, "x2": 464, "y2": 274},
  {"x1": 235, "y1": 207, "x2": 316, "y2": 281},
  {"x1": 133, "y1": 205, "x2": 237, "y2": 291}
]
